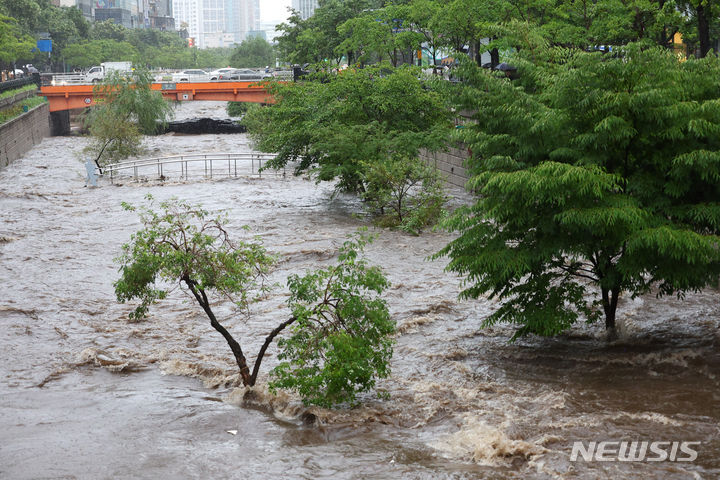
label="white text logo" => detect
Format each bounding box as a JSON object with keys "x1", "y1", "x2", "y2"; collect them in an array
[{"x1": 570, "y1": 441, "x2": 700, "y2": 462}]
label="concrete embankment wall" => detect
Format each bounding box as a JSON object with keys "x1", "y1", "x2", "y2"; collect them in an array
[
  {"x1": 0, "y1": 91, "x2": 51, "y2": 169},
  {"x1": 420, "y1": 110, "x2": 475, "y2": 189},
  {"x1": 420, "y1": 144, "x2": 470, "y2": 188}
]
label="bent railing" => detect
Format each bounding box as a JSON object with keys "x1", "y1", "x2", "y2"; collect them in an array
[{"x1": 103, "y1": 152, "x2": 281, "y2": 184}]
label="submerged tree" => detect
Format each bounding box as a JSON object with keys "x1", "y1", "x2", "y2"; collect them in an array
[
  {"x1": 361, "y1": 154, "x2": 447, "y2": 234},
  {"x1": 115, "y1": 197, "x2": 394, "y2": 406},
  {"x1": 84, "y1": 69, "x2": 173, "y2": 170},
  {"x1": 439, "y1": 45, "x2": 720, "y2": 339}
]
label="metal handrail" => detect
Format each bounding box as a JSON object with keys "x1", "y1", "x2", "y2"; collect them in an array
[
  {"x1": 106, "y1": 152, "x2": 271, "y2": 168},
  {"x1": 103, "y1": 152, "x2": 281, "y2": 184}
]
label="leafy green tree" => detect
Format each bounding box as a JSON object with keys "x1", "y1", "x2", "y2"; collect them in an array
[
  {"x1": 245, "y1": 65, "x2": 451, "y2": 228},
  {"x1": 116, "y1": 198, "x2": 394, "y2": 406},
  {"x1": 115, "y1": 196, "x2": 276, "y2": 386},
  {"x1": 276, "y1": 0, "x2": 382, "y2": 65},
  {"x1": 336, "y1": 8, "x2": 423, "y2": 67},
  {"x1": 91, "y1": 19, "x2": 128, "y2": 42},
  {"x1": 439, "y1": 45, "x2": 720, "y2": 339},
  {"x1": 361, "y1": 155, "x2": 446, "y2": 234},
  {"x1": 400, "y1": 0, "x2": 444, "y2": 65},
  {"x1": 0, "y1": 0, "x2": 92, "y2": 70},
  {"x1": 269, "y1": 233, "x2": 394, "y2": 407},
  {"x1": 230, "y1": 36, "x2": 275, "y2": 68},
  {"x1": 62, "y1": 39, "x2": 138, "y2": 69},
  {"x1": 245, "y1": 65, "x2": 451, "y2": 190},
  {"x1": 677, "y1": 0, "x2": 720, "y2": 57},
  {"x1": 0, "y1": 0, "x2": 42, "y2": 34},
  {"x1": 275, "y1": 11, "x2": 324, "y2": 65},
  {"x1": 84, "y1": 69, "x2": 173, "y2": 169},
  {"x1": 44, "y1": 6, "x2": 82, "y2": 65},
  {"x1": 0, "y1": 14, "x2": 35, "y2": 69}
]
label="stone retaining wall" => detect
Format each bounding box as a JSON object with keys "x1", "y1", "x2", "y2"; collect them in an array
[
  {"x1": 0, "y1": 103, "x2": 51, "y2": 169},
  {"x1": 420, "y1": 144, "x2": 470, "y2": 188},
  {"x1": 420, "y1": 110, "x2": 475, "y2": 189}
]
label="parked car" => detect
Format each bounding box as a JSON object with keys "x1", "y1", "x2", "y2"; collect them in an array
[{"x1": 172, "y1": 69, "x2": 209, "y2": 82}]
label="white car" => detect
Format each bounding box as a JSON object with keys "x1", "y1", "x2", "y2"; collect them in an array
[
  {"x1": 172, "y1": 69, "x2": 209, "y2": 82},
  {"x1": 208, "y1": 68, "x2": 234, "y2": 80}
]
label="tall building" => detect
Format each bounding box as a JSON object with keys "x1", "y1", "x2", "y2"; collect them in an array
[
  {"x1": 258, "y1": 21, "x2": 281, "y2": 43},
  {"x1": 58, "y1": 0, "x2": 174, "y2": 29},
  {"x1": 173, "y1": 0, "x2": 200, "y2": 44},
  {"x1": 173, "y1": 0, "x2": 256, "y2": 48},
  {"x1": 148, "y1": 0, "x2": 175, "y2": 30},
  {"x1": 225, "y1": 0, "x2": 256, "y2": 44},
  {"x1": 94, "y1": 0, "x2": 144, "y2": 28},
  {"x1": 291, "y1": 0, "x2": 317, "y2": 20}
]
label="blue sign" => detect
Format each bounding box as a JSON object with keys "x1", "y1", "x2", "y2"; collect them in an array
[{"x1": 37, "y1": 39, "x2": 52, "y2": 53}]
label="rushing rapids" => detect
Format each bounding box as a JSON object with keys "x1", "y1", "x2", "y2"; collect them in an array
[{"x1": 1, "y1": 102, "x2": 718, "y2": 479}]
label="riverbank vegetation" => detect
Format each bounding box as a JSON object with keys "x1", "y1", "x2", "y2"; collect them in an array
[
  {"x1": 116, "y1": 197, "x2": 394, "y2": 407},
  {"x1": 0, "y1": 84, "x2": 36, "y2": 101},
  {"x1": 438, "y1": 44, "x2": 720, "y2": 338},
  {"x1": 245, "y1": 65, "x2": 452, "y2": 233},
  {"x1": 0, "y1": 95, "x2": 45, "y2": 125},
  {"x1": 265, "y1": 1, "x2": 720, "y2": 339}
]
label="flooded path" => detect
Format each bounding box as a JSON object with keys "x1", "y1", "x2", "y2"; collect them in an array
[{"x1": 1, "y1": 102, "x2": 718, "y2": 479}]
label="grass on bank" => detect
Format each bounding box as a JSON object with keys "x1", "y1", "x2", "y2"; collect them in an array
[
  {"x1": 0, "y1": 84, "x2": 37, "y2": 101},
  {"x1": 0, "y1": 96, "x2": 47, "y2": 125}
]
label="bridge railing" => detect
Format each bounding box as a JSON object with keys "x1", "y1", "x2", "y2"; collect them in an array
[
  {"x1": 41, "y1": 73, "x2": 87, "y2": 86},
  {"x1": 103, "y1": 152, "x2": 282, "y2": 184}
]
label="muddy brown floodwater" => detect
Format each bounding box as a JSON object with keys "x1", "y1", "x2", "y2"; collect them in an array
[{"x1": 1, "y1": 102, "x2": 718, "y2": 479}]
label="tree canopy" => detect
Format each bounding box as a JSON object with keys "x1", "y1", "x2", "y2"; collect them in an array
[
  {"x1": 245, "y1": 65, "x2": 451, "y2": 191},
  {"x1": 116, "y1": 197, "x2": 395, "y2": 406},
  {"x1": 230, "y1": 36, "x2": 275, "y2": 68},
  {"x1": 245, "y1": 65, "x2": 451, "y2": 231},
  {"x1": 273, "y1": 0, "x2": 714, "y2": 66},
  {"x1": 0, "y1": 14, "x2": 35, "y2": 66},
  {"x1": 438, "y1": 44, "x2": 720, "y2": 338}
]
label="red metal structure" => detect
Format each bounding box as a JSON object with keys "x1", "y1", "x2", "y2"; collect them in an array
[{"x1": 40, "y1": 81, "x2": 273, "y2": 112}]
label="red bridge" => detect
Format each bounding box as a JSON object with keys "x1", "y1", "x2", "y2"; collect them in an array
[{"x1": 40, "y1": 81, "x2": 273, "y2": 112}]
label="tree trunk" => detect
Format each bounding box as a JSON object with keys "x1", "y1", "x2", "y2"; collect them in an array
[
  {"x1": 490, "y1": 48, "x2": 500, "y2": 69},
  {"x1": 656, "y1": 0, "x2": 670, "y2": 48},
  {"x1": 696, "y1": 4, "x2": 712, "y2": 58},
  {"x1": 184, "y1": 279, "x2": 252, "y2": 385},
  {"x1": 250, "y1": 316, "x2": 297, "y2": 385},
  {"x1": 601, "y1": 286, "x2": 620, "y2": 336}
]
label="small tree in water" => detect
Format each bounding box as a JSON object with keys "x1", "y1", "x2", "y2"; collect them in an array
[
  {"x1": 115, "y1": 196, "x2": 394, "y2": 406},
  {"x1": 84, "y1": 69, "x2": 173, "y2": 171}
]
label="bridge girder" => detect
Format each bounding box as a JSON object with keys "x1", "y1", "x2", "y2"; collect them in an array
[{"x1": 40, "y1": 81, "x2": 274, "y2": 112}]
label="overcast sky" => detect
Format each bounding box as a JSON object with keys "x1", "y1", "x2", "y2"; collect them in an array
[{"x1": 260, "y1": 0, "x2": 292, "y2": 25}]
